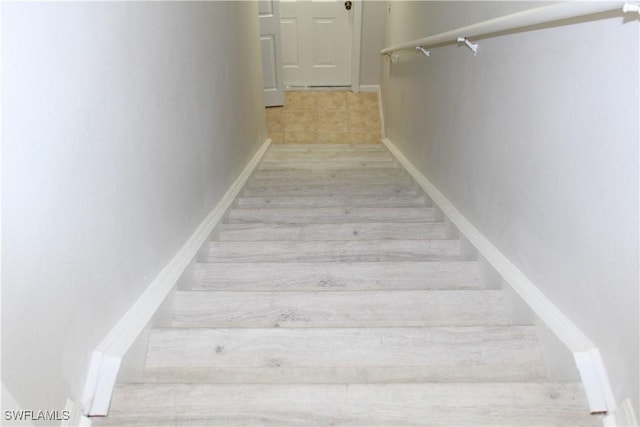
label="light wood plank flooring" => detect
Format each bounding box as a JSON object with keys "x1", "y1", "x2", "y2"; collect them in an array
[{"x1": 96, "y1": 143, "x2": 599, "y2": 426}]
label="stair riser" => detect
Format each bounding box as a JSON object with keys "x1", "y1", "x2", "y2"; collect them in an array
[
  {"x1": 218, "y1": 222, "x2": 445, "y2": 240},
  {"x1": 171, "y1": 290, "x2": 511, "y2": 328}
]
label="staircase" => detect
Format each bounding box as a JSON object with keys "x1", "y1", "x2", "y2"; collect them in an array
[{"x1": 98, "y1": 144, "x2": 599, "y2": 426}]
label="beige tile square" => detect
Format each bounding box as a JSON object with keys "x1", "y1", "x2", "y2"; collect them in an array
[
  {"x1": 269, "y1": 132, "x2": 284, "y2": 144},
  {"x1": 349, "y1": 110, "x2": 381, "y2": 132},
  {"x1": 284, "y1": 111, "x2": 315, "y2": 132},
  {"x1": 348, "y1": 92, "x2": 379, "y2": 111},
  {"x1": 316, "y1": 91, "x2": 348, "y2": 111},
  {"x1": 284, "y1": 132, "x2": 317, "y2": 144},
  {"x1": 317, "y1": 132, "x2": 351, "y2": 144},
  {"x1": 317, "y1": 111, "x2": 348, "y2": 132},
  {"x1": 266, "y1": 108, "x2": 283, "y2": 133},
  {"x1": 285, "y1": 91, "x2": 316, "y2": 110},
  {"x1": 351, "y1": 132, "x2": 381, "y2": 144}
]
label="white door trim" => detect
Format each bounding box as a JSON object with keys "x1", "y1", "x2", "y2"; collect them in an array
[
  {"x1": 350, "y1": 0, "x2": 362, "y2": 92},
  {"x1": 260, "y1": 0, "x2": 285, "y2": 106}
]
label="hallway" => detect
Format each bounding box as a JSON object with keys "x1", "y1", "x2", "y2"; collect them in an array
[{"x1": 266, "y1": 91, "x2": 382, "y2": 144}]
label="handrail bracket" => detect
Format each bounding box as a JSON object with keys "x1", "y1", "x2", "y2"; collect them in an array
[
  {"x1": 457, "y1": 37, "x2": 478, "y2": 56},
  {"x1": 415, "y1": 46, "x2": 431, "y2": 57}
]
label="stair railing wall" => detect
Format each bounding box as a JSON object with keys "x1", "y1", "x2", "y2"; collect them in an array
[{"x1": 379, "y1": 2, "x2": 639, "y2": 425}]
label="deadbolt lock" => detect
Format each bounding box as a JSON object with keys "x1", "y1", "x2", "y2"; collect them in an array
[{"x1": 345, "y1": 1, "x2": 352, "y2": 11}]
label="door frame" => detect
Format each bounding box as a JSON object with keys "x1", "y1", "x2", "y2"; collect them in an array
[{"x1": 350, "y1": 0, "x2": 363, "y2": 92}]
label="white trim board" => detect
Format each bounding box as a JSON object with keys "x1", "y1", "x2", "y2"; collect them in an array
[
  {"x1": 376, "y1": 86, "x2": 385, "y2": 139},
  {"x1": 80, "y1": 138, "x2": 272, "y2": 416},
  {"x1": 358, "y1": 84, "x2": 379, "y2": 92},
  {"x1": 382, "y1": 137, "x2": 616, "y2": 415},
  {"x1": 603, "y1": 399, "x2": 639, "y2": 427},
  {"x1": 350, "y1": 0, "x2": 363, "y2": 92}
]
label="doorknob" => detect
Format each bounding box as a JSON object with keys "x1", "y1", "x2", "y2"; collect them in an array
[{"x1": 344, "y1": 1, "x2": 352, "y2": 11}]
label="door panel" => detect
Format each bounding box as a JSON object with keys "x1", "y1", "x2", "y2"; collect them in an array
[
  {"x1": 280, "y1": 18, "x2": 300, "y2": 67},
  {"x1": 313, "y1": 19, "x2": 336, "y2": 66},
  {"x1": 260, "y1": 36, "x2": 279, "y2": 91},
  {"x1": 280, "y1": 0, "x2": 352, "y2": 87},
  {"x1": 259, "y1": 0, "x2": 285, "y2": 106}
]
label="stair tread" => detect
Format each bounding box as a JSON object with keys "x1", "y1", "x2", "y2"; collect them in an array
[
  {"x1": 262, "y1": 152, "x2": 393, "y2": 161},
  {"x1": 235, "y1": 195, "x2": 429, "y2": 209},
  {"x1": 226, "y1": 207, "x2": 439, "y2": 223},
  {"x1": 207, "y1": 240, "x2": 464, "y2": 262},
  {"x1": 243, "y1": 183, "x2": 421, "y2": 196},
  {"x1": 218, "y1": 222, "x2": 446, "y2": 240},
  {"x1": 98, "y1": 382, "x2": 598, "y2": 426},
  {"x1": 258, "y1": 160, "x2": 398, "y2": 170},
  {"x1": 268, "y1": 143, "x2": 386, "y2": 151},
  {"x1": 251, "y1": 168, "x2": 408, "y2": 180},
  {"x1": 247, "y1": 173, "x2": 411, "y2": 186},
  {"x1": 193, "y1": 261, "x2": 480, "y2": 291},
  {"x1": 172, "y1": 290, "x2": 511, "y2": 328},
  {"x1": 144, "y1": 326, "x2": 546, "y2": 384}
]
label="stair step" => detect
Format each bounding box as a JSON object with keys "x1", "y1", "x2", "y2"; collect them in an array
[
  {"x1": 143, "y1": 326, "x2": 546, "y2": 383},
  {"x1": 171, "y1": 290, "x2": 511, "y2": 328},
  {"x1": 248, "y1": 172, "x2": 412, "y2": 187},
  {"x1": 251, "y1": 168, "x2": 409, "y2": 181},
  {"x1": 192, "y1": 261, "x2": 480, "y2": 291},
  {"x1": 218, "y1": 222, "x2": 445, "y2": 240},
  {"x1": 98, "y1": 382, "x2": 598, "y2": 426},
  {"x1": 262, "y1": 151, "x2": 393, "y2": 161},
  {"x1": 207, "y1": 240, "x2": 464, "y2": 262},
  {"x1": 268, "y1": 143, "x2": 386, "y2": 152},
  {"x1": 235, "y1": 195, "x2": 428, "y2": 209},
  {"x1": 243, "y1": 183, "x2": 421, "y2": 197},
  {"x1": 258, "y1": 160, "x2": 398, "y2": 170},
  {"x1": 226, "y1": 207, "x2": 439, "y2": 223}
]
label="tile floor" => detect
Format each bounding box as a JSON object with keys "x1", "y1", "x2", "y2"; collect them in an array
[{"x1": 266, "y1": 91, "x2": 382, "y2": 144}]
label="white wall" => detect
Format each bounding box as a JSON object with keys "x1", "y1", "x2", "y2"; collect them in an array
[
  {"x1": 381, "y1": 0, "x2": 639, "y2": 417},
  {"x1": 2, "y1": 0, "x2": 266, "y2": 419},
  {"x1": 359, "y1": 0, "x2": 386, "y2": 87}
]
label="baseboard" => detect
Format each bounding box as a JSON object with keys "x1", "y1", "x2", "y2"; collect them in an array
[
  {"x1": 62, "y1": 399, "x2": 91, "y2": 427},
  {"x1": 80, "y1": 138, "x2": 272, "y2": 416},
  {"x1": 382, "y1": 137, "x2": 616, "y2": 415},
  {"x1": 358, "y1": 84, "x2": 379, "y2": 93},
  {"x1": 604, "y1": 399, "x2": 639, "y2": 427},
  {"x1": 374, "y1": 86, "x2": 385, "y2": 138}
]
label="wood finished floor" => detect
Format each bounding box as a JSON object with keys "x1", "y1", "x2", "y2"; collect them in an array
[{"x1": 96, "y1": 143, "x2": 600, "y2": 426}]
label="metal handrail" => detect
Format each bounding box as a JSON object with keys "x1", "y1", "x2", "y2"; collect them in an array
[{"x1": 381, "y1": 1, "x2": 637, "y2": 57}]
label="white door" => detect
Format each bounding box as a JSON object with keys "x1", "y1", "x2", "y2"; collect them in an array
[
  {"x1": 280, "y1": 0, "x2": 352, "y2": 87},
  {"x1": 259, "y1": 0, "x2": 285, "y2": 106}
]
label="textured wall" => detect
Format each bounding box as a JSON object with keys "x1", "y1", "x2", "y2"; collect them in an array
[
  {"x1": 2, "y1": 1, "x2": 266, "y2": 417},
  {"x1": 381, "y1": 1, "x2": 639, "y2": 415},
  {"x1": 359, "y1": 0, "x2": 386, "y2": 86}
]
